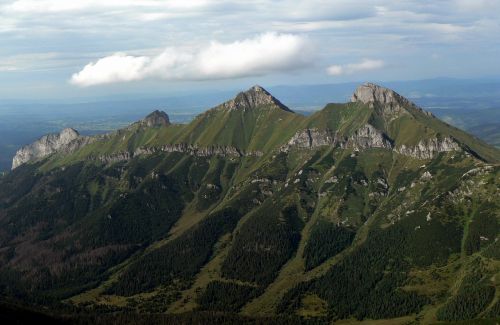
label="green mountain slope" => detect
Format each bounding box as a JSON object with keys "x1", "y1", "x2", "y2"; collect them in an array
[{"x1": 0, "y1": 84, "x2": 499, "y2": 324}]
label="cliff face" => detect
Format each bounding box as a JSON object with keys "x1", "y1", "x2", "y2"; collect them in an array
[
  {"x1": 341, "y1": 124, "x2": 393, "y2": 150},
  {"x1": 283, "y1": 125, "x2": 461, "y2": 159},
  {"x1": 12, "y1": 128, "x2": 83, "y2": 169},
  {"x1": 93, "y1": 144, "x2": 263, "y2": 164},
  {"x1": 395, "y1": 137, "x2": 462, "y2": 159},
  {"x1": 282, "y1": 124, "x2": 392, "y2": 152},
  {"x1": 281, "y1": 128, "x2": 335, "y2": 151}
]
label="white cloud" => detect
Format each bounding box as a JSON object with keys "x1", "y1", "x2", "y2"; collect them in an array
[
  {"x1": 326, "y1": 65, "x2": 344, "y2": 76},
  {"x1": 70, "y1": 53, "x2": 150, "y2": 86},
  {"x1": 327, "y1": 59, "x2": 385, "y2": 76},
  {"x1": 71, "y1": 32, "x2": 311, "y2": 86}
]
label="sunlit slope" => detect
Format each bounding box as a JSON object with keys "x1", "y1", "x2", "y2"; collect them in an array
[{"x1": 175, "y1": 103, "x2": 304, "y2": 152}]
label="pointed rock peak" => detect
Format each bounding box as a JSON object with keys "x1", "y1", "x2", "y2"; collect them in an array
[
  {"x1": 141, "y1": 110, "x2": 170, "y2": 127},
  {"x1": 60, "y1": 128, "x2": 80, "y2": 139},
  {"x1": 222, "y1": 85, "x2": 293, "y2": 112},
  {"x1": 249, "y1": 85, "x2": 267, "y2": 93},
  {"x1": 351, "y1": 83, "x2": 410, "y2": 106},
  {"x1": 12, "y1": 128, "x2": 81, "y2": 169},
  {"x1": 351, "y1": 83, "x2": 434, "y2": 118}
]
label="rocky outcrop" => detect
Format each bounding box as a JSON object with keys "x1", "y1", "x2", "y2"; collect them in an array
[
  {"x1": 395, "y1": 137, "x2": 462, "y2": 159},
  {"x1": 92, "y1": 144, "x2": 263, "y2": 164},
  {"x1": 138, "y1": 110, "x2": 170, "y2": 127},
  {"x1": 282, "y1": 125, "x2": 461, "y2": 159},
  {"x1": 12, "y1": 128, "x2": 90, "y2": 169},
  {"x1": 221, "y1": 85, "x2": 292, "y2": 112},
  {"x1": 351, "y1": 83, "x2": 411, "y2": 107},
  {"x1": 282, "y1": 124, "x2": 392, "y2": 152},
  {"x1": 145, "y1": 144, "x2": 255, "y2": 157},
  {"x1": 94, "y1": 152, "x2": 133, "y2": 164},
  {"x1": 340, "y1": 124, "x2": 393, "y2": 150},
  {"x1": 281, "y1": 128, "x2": 335, "y2": 151},
  {"x1": 351, "y1": 83, "x2": 433, "y2": 120}
]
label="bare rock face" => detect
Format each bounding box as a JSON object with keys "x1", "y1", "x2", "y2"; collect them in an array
[
  {"x1": 222, "y1": 85, "x2": 292, "y2": 112},
  {"x1": 395, "y1": 137, "x2": 461, "y2": 159},
  {"x1": 92, "y1": 144, "x2": 263, "y2": 164},
  {"x1": 282, "y1": 128, "x2": 335, "y2": 151},
  {"x1": 140, "y1": 110, "x2": 170, "y2": 127},
  {"x1": 351, "y1": 83, "x2": 410, "y2": 106},
  {"x1": 281, "y1": 124, "x2": 462, "y2": 159},
  {"x1": 12, "y1": 128, "x2": 82, "y2": 169},
  {"x1": 95, "y1": 151, "x2": 133, "y2": 164},
  {"x1": 351, "y1": 83, "x2": 412, "y2": 121},
  {"x1": 351, "y1": 83, "x2": 433, "y2": 120},
  {"x1": 341, "y1": 124, "x2": 393, "y2": 150},
  {"x1": 283, "y1": 124, "x2": 392, "y2": 152}
]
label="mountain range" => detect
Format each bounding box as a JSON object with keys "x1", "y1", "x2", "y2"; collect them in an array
[{"x1": 0, "y1": 83, "x2": 499, "y2": 324}]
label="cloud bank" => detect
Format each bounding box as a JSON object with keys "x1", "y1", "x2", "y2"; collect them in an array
[
  {"x1": 327, "y1": 59, "x2": 385, "y2": 76},
  {"x1": 71, "y1": 33, "x2": 311, "y2": 86}
]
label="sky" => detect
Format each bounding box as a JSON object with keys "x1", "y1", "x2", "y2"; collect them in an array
[{"x1": 1, "y1": 0, "x2": 500, "y2": 100}]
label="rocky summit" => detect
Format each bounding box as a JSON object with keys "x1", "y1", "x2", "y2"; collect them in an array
[
  {"x1": 351, "y1": 82, "x2": 409, "y2": 106},
  {"x1": 351, "y1": 82, "x2": 435, "y2": 121},
  {"x1": 1, "y1": 84, "x2": 499, "y2": 324},
  {"x1": 221, "y1": 85, "x2": 292, "y2": 112},
  {"x1": 12, "y1": 128, "x2": 80, "y2": 169},
  {"x1": 139, "y1": 110, "x2": 171, "y2": 127}
]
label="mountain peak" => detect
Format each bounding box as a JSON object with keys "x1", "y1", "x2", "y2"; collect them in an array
[
  {"x1": 140, "y1": 110, "x2": 170, "y2": 127},
  {"x1": 221, "y1": 85, "x2": 293, "y2": 112},
  {"x1": 12, "y1": 128, "x2": 81, "y2": 169},
  {"x1": 351, "y1": 83, "x2": 410, "y2": 106},
  {"x1": 60, "y1": 127, "x2": 80, "y2": 139},
  {"x1": 351, "y1": 83, "x2": 435, "y2": 119},
  {"x1": 249, "y1": 85, "x2": 267, "y2": 92}
]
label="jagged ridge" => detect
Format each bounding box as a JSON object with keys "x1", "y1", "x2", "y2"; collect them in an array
[{"x1": 11, "y1": 83, "x2": 500, "y2": 170}]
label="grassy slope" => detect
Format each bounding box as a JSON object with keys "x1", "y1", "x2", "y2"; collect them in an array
[{"x1": 175, "y1": 104, "x2": 305, "y2": 152}]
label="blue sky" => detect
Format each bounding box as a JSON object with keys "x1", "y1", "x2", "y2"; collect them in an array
[{"x1": 1, "y1": 0, "x2": 499, "y2": 99}]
